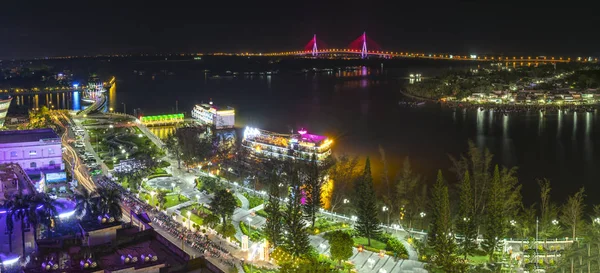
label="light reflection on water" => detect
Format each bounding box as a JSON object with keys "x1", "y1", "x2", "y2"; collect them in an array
[{"x1": 149, "y1": 126, "x2": 176, "y2": 140}]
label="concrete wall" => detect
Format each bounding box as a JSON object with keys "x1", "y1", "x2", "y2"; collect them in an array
[{"x1": 87, "y1": 225, "x2": 121, "y2": 246}]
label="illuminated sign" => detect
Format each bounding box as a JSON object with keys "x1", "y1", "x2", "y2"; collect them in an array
[
  {"x1": 46, "y1": 172, "x2": 67, "y2": 183},
  {"x1": 140, "y1": 114, "x2": 184, "y2": 123}
]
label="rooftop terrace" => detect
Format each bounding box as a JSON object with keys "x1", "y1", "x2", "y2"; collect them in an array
[{"x1": 0, "y1": 128, "x2": 60, "y2": 144}]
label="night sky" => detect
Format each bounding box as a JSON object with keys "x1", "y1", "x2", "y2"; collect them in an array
[{"x1": 1, "y1": 1, "x2": 598, "y2": 59}]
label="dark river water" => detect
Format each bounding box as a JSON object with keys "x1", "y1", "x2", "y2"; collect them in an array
[{"x1": 11, "y1": 58, "x2": 600, "y2": 205}]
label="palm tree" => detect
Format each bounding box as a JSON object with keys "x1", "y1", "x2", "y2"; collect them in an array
[
  {"x1": 33, "y1": 193, "x2": 62, "y2": 239},
  {"x1": 4, "y1": 207, "x2": 14, "y2": 253},
  {"x1": 164, "y1": 133, "x2": 182, "y2": 169},
  {"x1": 6, "y1": 192, "x2": 34, "y2": 257},
  {"x1": 74, "y1": 188, "x2": 96, "y2": 220},
  {"x1": 95, "y1": 187, "x2": 122, "y2": 221}
]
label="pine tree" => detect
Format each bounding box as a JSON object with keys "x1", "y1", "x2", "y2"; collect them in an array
[
  {"x1": 396, "y1": 156, "x2": 420, "y2": 229},
  {"x1": 264, "y1": 170, "x2": 283, "y2": 248},
  {"x1": 456, "y1": 170, "x2": 477, "y2": 260},
  {"x1": 481, "y1": 166, "x2": 505, "y2": 262},
  {"x1": 303, "y1": 154, "x2": 323, "y2": 229},
  {"x1": 282, "y1": 161, "x2": 311, "y2": 257},
  {"x1": 428, "y1": 170, "x2": 458, "y2": 271},
  {"x1": 354, "y1": 157, "x2": 381, "y2": 246}
]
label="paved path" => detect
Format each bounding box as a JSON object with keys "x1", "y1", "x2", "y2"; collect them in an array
[
  {"x1": 309, "y1": 234, "x2": 427, "y2": 273},
  {"x1": 235, "y1": 193, "x2": 249, "y2": 210}
]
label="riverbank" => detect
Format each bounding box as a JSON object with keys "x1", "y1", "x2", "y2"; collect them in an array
[
  {"x1": 442, "y1": 101, "x2": 598, "y2": 114},
  {"x1": 399, "y1": 89, "x2": 438, "y2": 102}
]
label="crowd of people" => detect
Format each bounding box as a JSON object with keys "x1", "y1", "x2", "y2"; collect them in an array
[{"x1": 96, "y1": 175, "x2": 238, "y2": 270}]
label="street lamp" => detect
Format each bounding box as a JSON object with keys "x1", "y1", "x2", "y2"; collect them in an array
[
  {"x1": 382, "y1": 206, "x2": 390, "y2": 231},
  {"x1": 247, "y1": 216, "x2": 252, "y2": 234},
  {"x1": 187, "y1": 211, "x2": 192, "y2": 230},
  {"x1": 552, "y1": 219, "x2": 559, "y2": 226},
  {"x1": 150, "y1": 191, "x2": 156, "y2": 207},
  {"x1": 343, "y1": 198, "x2": 349, "y2": 204},
  {"x1": 420, "y1": 212, "x2": 426, "y2": 230}
]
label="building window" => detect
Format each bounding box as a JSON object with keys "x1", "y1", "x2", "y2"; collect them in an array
[
  {"x1": 10, "y1": 151, "x2": 17, "y2": 157},
  {"x1": 29, "y1": 150, "x2": 37, "y2": 156},
  {"x1": 49, "y1": 160, "x2": 56, "y2": 166},
  {"x1": 48, "y1": 148, "x2": 55, "y2": 155},
  {"x1": 30, "y1": 162, "x2": 37, "y2": 168}
]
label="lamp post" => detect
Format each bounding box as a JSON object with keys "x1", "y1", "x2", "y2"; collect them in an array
[
  {"x1": 420, "y1": 212, "x2": 426, "y2": 231},
  {"x1": 150, "y1": 191, "x2": 156, "y2": 207},
  {"x1": 535, "y1": 218, "x2": 539, "y2": 270},
  {"x1": 382, "y1": 206, "x2": 390, "y2": 232},
  {"x1": 187, "y1": 211, "x2": 192, "y2": 230},
  {"x1": 247, "y1": 216, "x2": 252, "y2": 235}
]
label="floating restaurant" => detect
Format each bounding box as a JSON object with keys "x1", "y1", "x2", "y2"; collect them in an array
[{"x1": 242, "y1": 127, "x2": 332, "y2": 162}]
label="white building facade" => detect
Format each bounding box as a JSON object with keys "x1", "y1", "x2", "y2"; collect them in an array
[
  {"x1": 191, "y1": 102, "x2": 235, "y2": 129},
  {"x1": 0, "y1": 128, "x2": 63, "y2": 173}
]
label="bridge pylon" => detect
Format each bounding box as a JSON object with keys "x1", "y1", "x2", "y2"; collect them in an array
[
  {"x1": 361, "y1": 32, "x2": 367, "y2": 59},
  {"x1": 312, "y1": 34, "x2": 318, "y2": 57}
]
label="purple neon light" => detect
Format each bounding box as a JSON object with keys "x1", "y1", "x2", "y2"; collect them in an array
[
  {"x1": 361, "y1": 32, "x2": 367, "y2": 59},
  {"x1": 312, "y1": 34, "x2": 318, "y2": 57}
]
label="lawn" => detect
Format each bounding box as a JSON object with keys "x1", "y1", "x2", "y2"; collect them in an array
[
  {"x1": 242, "y1": 192, "x2": 264, "y2": 208},
  {"x1": 468, "y1": 255, "x2": 490, "y2": 265},
  {"x1": 180, "y1": 208, "x2": 204, "y2": 225},
  {"x1": 164, "y1": 194, "x2": 190, "y2": 208},
  {"x1": 353, "y1": 237, "x2": 387, "y2": 251}
]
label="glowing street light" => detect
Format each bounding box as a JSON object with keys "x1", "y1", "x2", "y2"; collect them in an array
[
  {"x1": 150, "y1": 191, "x2": 156, "y2": 206},
  {"x1": 343, "y1": 198, "x2": 350, "y2": 204},
  {"x1": 187, "y1": 211, "x2": 192, "y2": 230},
  {"x1": 382, "y1": 206, "x2": 390, "y2": 231}
]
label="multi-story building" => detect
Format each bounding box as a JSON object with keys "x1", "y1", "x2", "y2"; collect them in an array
[
  {"x1": 0, "y1": 128, "x2": 63, "y2": 174},
  {"x1": 242, "y1": 127, "x2": 332, "y2": 163},
  {"x1": 0, "y1": 95, "x2": 12, "y2": 128},
  {"x1": 191, "y1": 101, "x2": 235, "y2": 129}
]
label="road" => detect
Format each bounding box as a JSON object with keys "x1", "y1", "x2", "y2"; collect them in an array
[{"x1": 51, "y1": 111, "x2": 97, "y2": 191}]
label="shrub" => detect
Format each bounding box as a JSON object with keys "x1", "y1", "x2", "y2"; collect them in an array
[
  {"x1": 146, "y1": 173, "x2": 173, "y2": 180},
  {"x1": 240, "y1": 221, "x2": 250, "y2": 235},
  {"x1": 385, "y1": 237, "x2": 408, "y2": 257},
  {"x1": 255, "y1": 209, "x2": 269, "y2": 218},
  {"x1": 158, "y1": 161, "x2": 171, "y2": 168},
  {"x1": 218, "y1": 222, "x2": 237, "y2": 239}
]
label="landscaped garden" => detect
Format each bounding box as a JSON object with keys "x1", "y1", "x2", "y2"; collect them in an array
[{"x1": 242, "y1": 192, "x2": 264, "y2": 208}]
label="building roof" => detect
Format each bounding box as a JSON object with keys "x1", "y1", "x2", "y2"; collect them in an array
[{"x1": 0, "y1": 128, "x2": 59, "y2": 144}]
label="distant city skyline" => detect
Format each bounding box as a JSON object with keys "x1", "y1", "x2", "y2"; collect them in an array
[{"x1": 1, "y1": 1, "x2": 599, "y2": 59}]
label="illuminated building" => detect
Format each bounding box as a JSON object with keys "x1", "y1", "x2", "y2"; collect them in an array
[
  {"x1": 0, "y1": 128, "x2": 64, "y2": 174},
  {"x1": 140, "y1": 113, "x2": 184, "y2": 125},
  {"x1": 191, "y1": 101, "x2": 235, "y2": 129},
  {"x1": 242, "y1": 127, "x2": 332, "y2": 162},
  {"x1": 0, "y1": 95, "x2": 12, "y2": 128}
]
